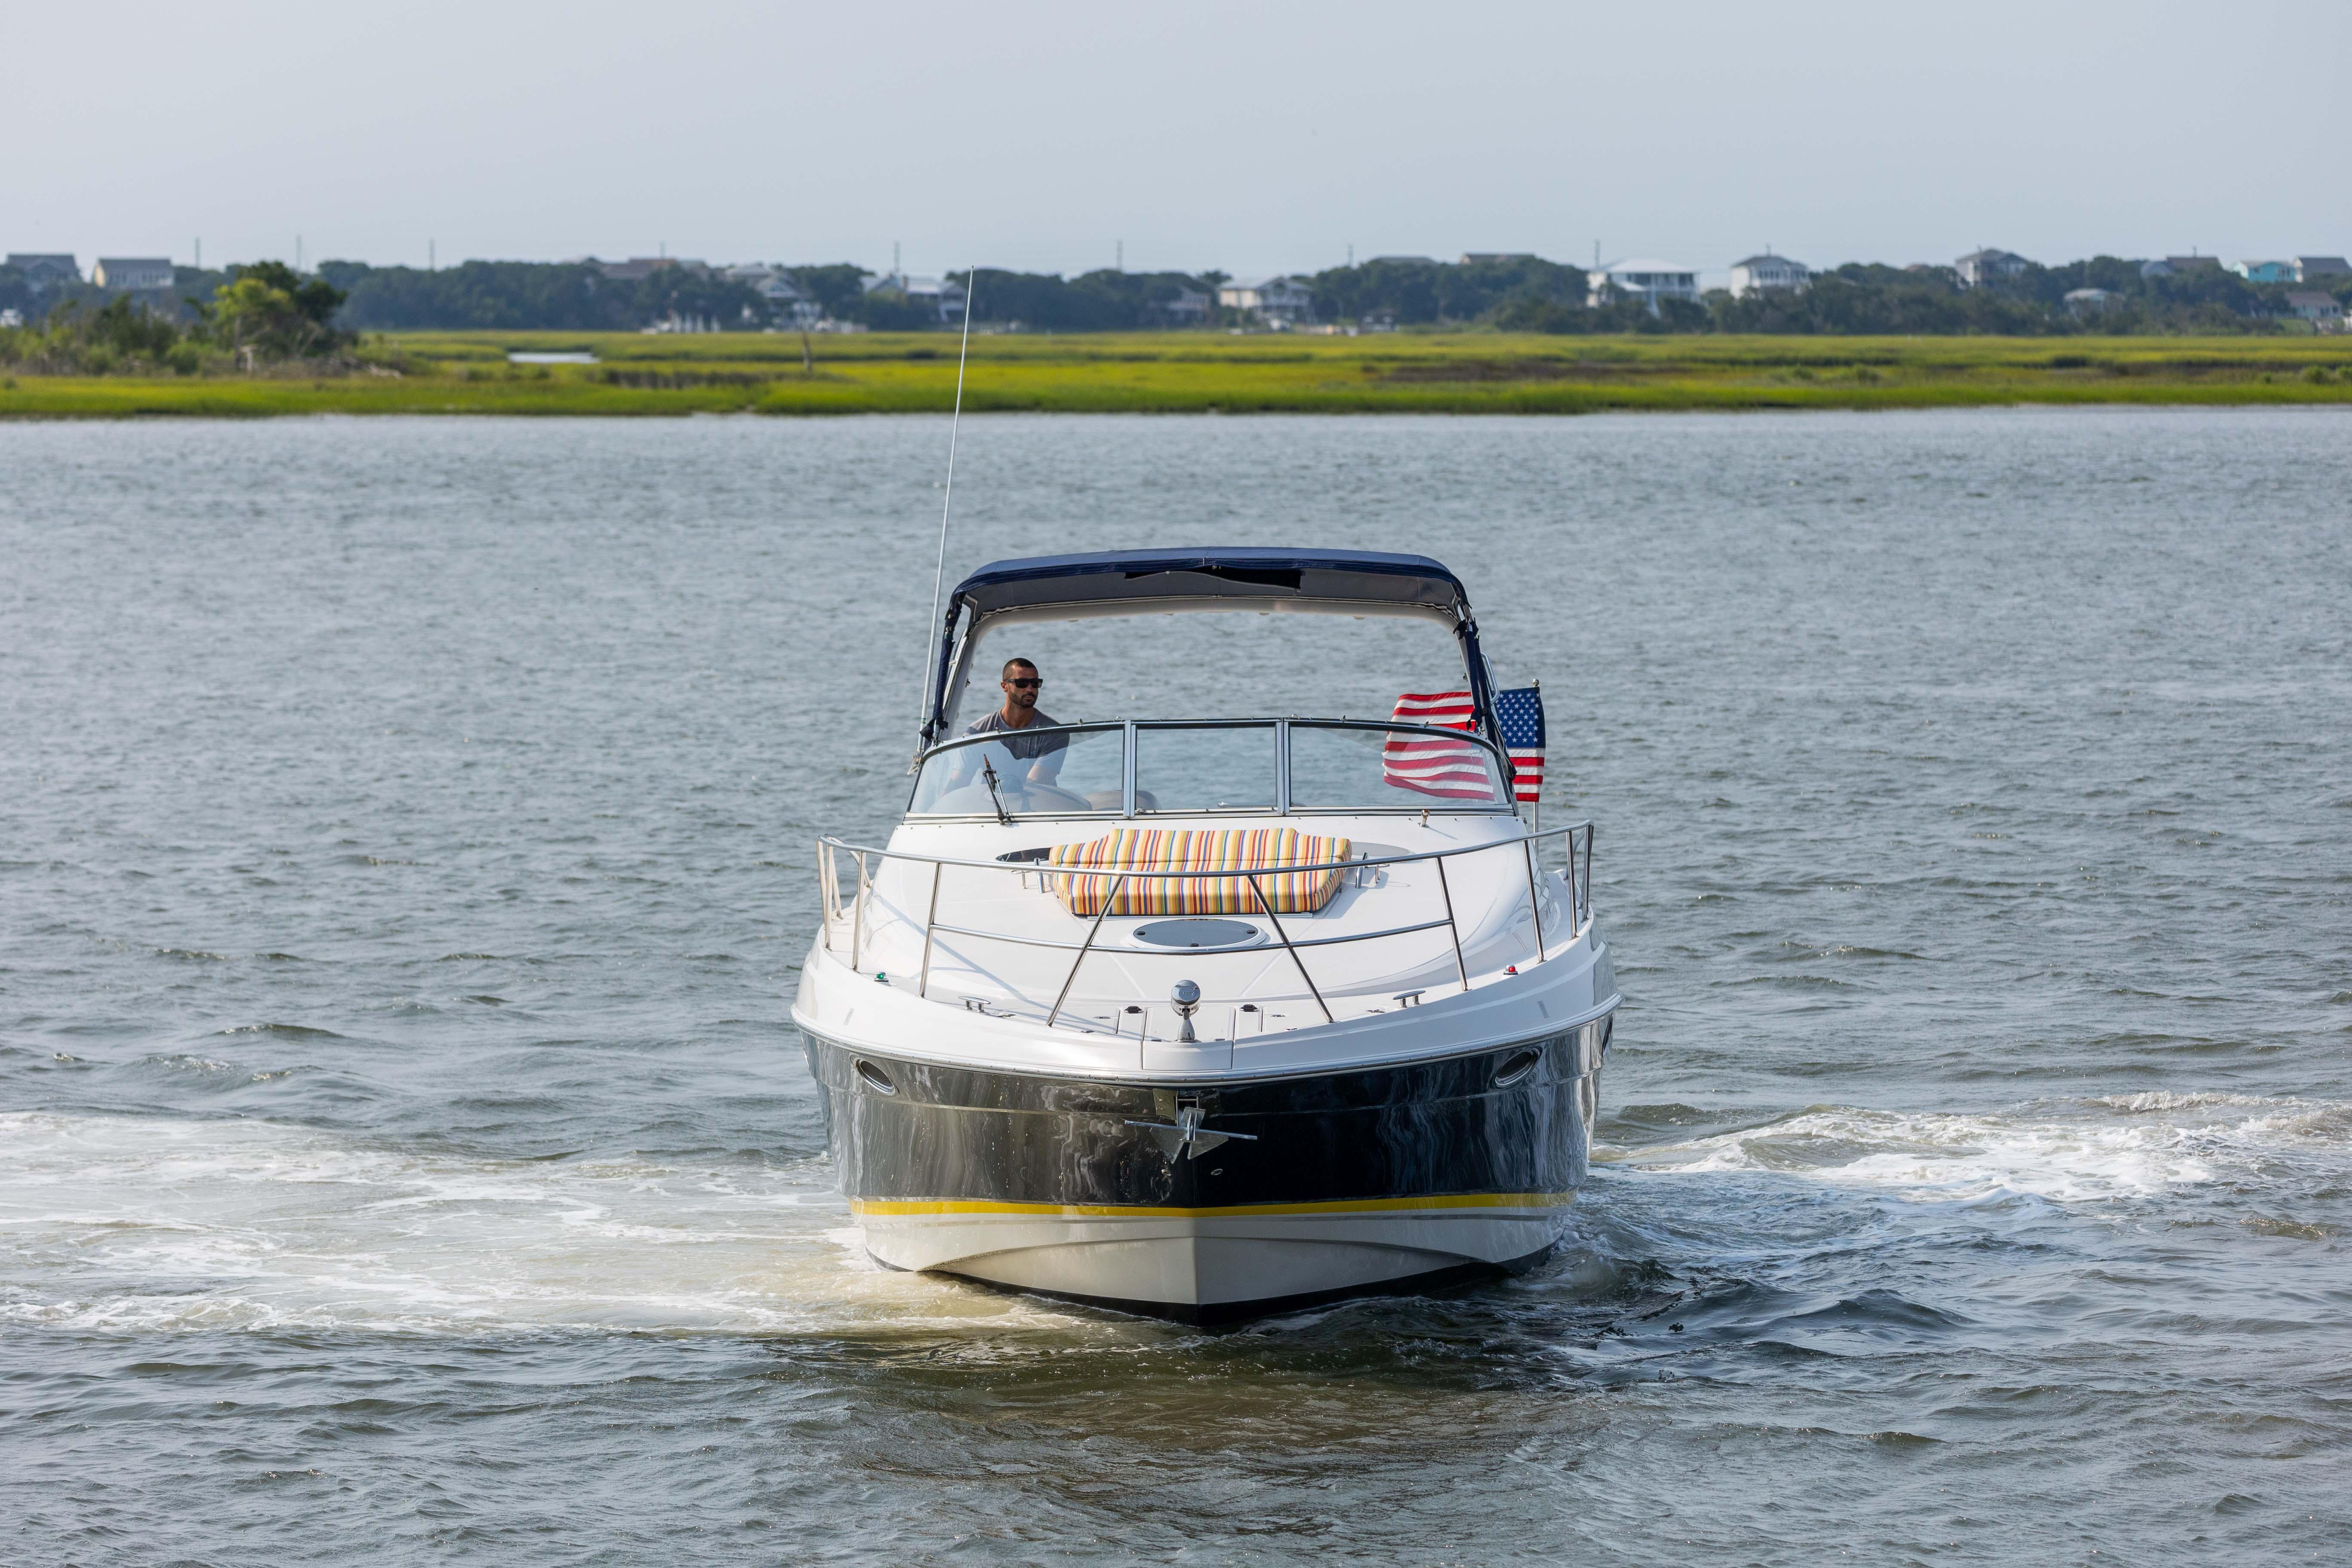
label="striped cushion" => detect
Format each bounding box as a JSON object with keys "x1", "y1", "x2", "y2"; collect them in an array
[{"x1": 1047, "y1": 827, "x2": 1353, "y2": 918}]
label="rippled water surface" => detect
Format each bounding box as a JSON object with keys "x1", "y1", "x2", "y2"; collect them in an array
[{"x1": 3, "y1": 410, "x2": 2348, "y2": 1565}]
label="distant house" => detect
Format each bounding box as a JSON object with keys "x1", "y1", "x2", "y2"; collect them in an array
[
  {"x1": 1459, "y1": 253, "x2": 1537, "y2": 266},
  {"x1": 92, "y1": 257, "x2": 174, "y2": 292},
  {"x1": 2292, "y1": 256, "x2": 2349, "y2": 281},
  {"x1": 2139, "y1": 254, "x2": 2222, "y2": 281},
  {"x1": 2284, "y1": 291, "x2": 2344, "y2": 326},
  {"x1": 2064, "y1": 287, "x2": 2123, "y2": 315},
  {"x1": 1155, "y1": 287, "x2": 1211, "y2": 326},
  {"x1": 2232, "y1": 260, "x2": 2297, "y2": 284},
  {"x1": 724, "y1": 264, "x2": 821, "y2": 325},
  {"x1": 864, "y1": 271, "x2": 968, "y2": 324},
  {"x1": 1218, "y1": 276, "x2": 1315, "y2": 325},
  {"x1": 1955, "y1": 248, "x2": 2031, "y2": 288},
  {"x1": 1588, "y1": 259, "x2": 1700, "y2": 312},
  {"x1": 1728, "y1": 252, "x2": 1810, "y2": 298},
  {"x1": 0, "y1": 308, "x2": 21, "y2": 328},
  {"x1": 5, "y1": 253, "x2": 80, "y2": 291},
  {"x1": 926, "y1": 275, "x2": 969, "y2": 323}
]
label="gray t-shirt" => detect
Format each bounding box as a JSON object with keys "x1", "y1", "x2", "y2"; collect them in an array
[{"x1": 962, "y1": 708, "x2": 1067, "y2": 771}]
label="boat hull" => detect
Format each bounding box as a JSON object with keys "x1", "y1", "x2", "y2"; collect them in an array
[{"x1": 802, "y1": 1018, "x2": 1609, "y2": 1323}]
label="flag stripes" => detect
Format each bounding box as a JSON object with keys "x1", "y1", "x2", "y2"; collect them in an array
[
  {"x1": 1381, "y1": 687, "x2": 1546, "y2": 804},
  {"x1": 1383, "y1": 690, "x2": 1495, "y2": 800}
]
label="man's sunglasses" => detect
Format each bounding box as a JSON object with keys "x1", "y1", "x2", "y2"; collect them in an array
[{"x1": 1007, "y1": 677, "x2": 1043, "y2": 689}]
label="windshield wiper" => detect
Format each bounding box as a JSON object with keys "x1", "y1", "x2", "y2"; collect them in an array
[{"x1": 979, "y1": 755, "x2": 1014, "y2": 825}]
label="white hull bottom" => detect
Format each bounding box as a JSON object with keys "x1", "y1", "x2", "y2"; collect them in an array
[{"x1": 857, "y1": 1200, "x2": 1573, "y2": 1320}]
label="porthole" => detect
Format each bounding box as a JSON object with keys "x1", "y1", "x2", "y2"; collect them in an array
[
  {"x1": 1494, "y1": 1048, "x2": 1542, "y2": 1087},
  {"x1": 854, "y1": 1059, "x2": 897, "y2": 1095}
]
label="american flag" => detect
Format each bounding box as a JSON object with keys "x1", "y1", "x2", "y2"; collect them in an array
[
  {"x1": 1382, "y1": 687, "x2": 1544, "y2": 803},
  {"x1": 1383, "y1": 690, "x2": 1494, "y2": 800}
]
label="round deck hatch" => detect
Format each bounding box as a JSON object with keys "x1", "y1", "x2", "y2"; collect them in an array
[{"x1": 1131, "y1": 919, "x2": 1262, "y2": 949}]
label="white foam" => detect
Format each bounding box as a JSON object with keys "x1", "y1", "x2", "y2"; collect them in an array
[
  {"x1": 1604, "y1": 1095, "x2": 2350, "y2": 1204},
  {"x1": 0, "y1": 1112, "x2": 1075, "y2": 1336}
]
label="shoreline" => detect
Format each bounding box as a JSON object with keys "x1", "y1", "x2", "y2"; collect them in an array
[{"x1": 6, "y1": 329, "x2": 2350, "y2": 417}]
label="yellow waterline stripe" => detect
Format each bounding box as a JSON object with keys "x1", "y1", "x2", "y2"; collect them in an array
[{"x1": 850, "y1": 1192, "x2": 1577, "y2": 1219}]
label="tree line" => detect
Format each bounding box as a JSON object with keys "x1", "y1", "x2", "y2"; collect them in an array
[
  {"x1": 5, "y1": 252, "x2": 2344, "y2": 352},
  {"x1": 311, "y1": 262, "x2": 1216, "y2": 333},
  {"x1": 1308, "y1": 255, "x2": 2341, "y2": 335},
  {"x1": 0, "y1": 262, "x2": 353, "y2": 374},
  {"x1": 322, "y1": 253, "x2": 2352, "y2": 335}
]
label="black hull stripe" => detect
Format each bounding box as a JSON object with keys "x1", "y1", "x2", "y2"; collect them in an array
[{"x1": 807, "y1": 1024, "x2": 1607, "y2": 1212}]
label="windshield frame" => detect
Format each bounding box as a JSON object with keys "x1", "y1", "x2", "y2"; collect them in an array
[{"x1": 903, "y1": 717, "x2": 1519, "y2": 821}]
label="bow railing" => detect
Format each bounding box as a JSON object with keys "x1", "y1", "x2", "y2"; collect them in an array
[{"x1": 815, "y1": 823, "x2": 1593, "y2": 1036}]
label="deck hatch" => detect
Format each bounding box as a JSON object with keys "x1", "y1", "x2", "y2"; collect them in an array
[{"x1": 1131, "y1": 918, "x2": 1264, "y2": 950}]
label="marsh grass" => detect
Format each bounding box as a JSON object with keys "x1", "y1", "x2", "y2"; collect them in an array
[{"x1": 5, "y1": 331, "x2": 2352, "y2": 417}]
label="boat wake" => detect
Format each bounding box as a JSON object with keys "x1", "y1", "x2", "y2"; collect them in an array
[
  {"x1": 0, "y1": 1112, "x2": 1072, "y2": 1337},
  {"x1": 1601, "y1": 1091, "x2": 2350, "y2": 1205}
]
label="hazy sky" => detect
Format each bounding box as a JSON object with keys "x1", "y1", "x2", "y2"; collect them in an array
[{"x1": 8, "y1": 0, "x2": 2345, "y2": 283}]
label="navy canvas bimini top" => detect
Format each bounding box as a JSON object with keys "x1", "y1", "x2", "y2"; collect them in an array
[{"x1": 948, "y1": 548, "x2": 1471, "y2": 619}]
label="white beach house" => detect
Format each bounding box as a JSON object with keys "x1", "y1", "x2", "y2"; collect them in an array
[
  {"x1": 1728, "y1": 253, "x2": 1811, "y2": 298},
  {"x1": 1588, "y1": 259, "x2": 1701, "y2": 312}
]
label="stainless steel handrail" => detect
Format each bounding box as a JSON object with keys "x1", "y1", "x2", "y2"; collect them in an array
[
  {"x1": 1247, "y1": 871, "x2": 1334, "y2": 1025},
  {"x1": 1046, "y1": 871, "x2": 1128, "y2": 1027},
  {"x1": 815, "y1": 821, "x2": 1595, "y2": 1034},
  {"x1": 821, "y1": 824, "x2": 1589, "y2": 882}
]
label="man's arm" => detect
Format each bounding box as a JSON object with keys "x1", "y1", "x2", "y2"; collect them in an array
[{"x1": 1025, "y1": 732, "x2": 1068, "y2": 787}]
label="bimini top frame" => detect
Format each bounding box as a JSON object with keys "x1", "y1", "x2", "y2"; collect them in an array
[{"x1": 919, "y1": 547, "x2": 1498, "y2": 748}]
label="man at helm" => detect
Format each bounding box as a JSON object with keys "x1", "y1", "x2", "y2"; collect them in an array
[{"x1": 957, "y1": 657, "x2": 1066, "y2": 792}]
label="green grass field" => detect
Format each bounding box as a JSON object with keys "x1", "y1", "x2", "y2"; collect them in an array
[{"x1": 7, "y1": 330, "x2": 2352, "y2": 417}]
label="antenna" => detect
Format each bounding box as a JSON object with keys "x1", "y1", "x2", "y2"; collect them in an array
[{"x1": 919, "y1": 265, "x2": 981, "y2": 740}]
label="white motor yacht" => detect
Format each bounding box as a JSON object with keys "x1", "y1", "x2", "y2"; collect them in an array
[{"x1": 793, "y1": 548, "x2": 1618, "y2": 1322}]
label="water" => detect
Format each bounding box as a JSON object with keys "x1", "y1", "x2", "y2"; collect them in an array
[{"x1": 3, "y1": 410, "x2": 2346, "y2": 1564}]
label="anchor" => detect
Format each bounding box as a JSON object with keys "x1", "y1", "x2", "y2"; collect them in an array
[
  {"x1": 1126, "y1": 1102, "x2": 1258, "y2": 1161},
  {"x1": 1125, "y1": 984, "x2": 1260, "y2": 1160}
]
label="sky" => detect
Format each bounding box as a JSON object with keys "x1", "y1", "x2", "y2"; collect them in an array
[{"x1": 6, "y1": 0, "x2": 2346, "y2": 285}]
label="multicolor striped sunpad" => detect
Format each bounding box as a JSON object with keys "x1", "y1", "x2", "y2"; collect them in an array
[{"x1": 1046, "y1": 827, "x2": 1354, "y2": 918}]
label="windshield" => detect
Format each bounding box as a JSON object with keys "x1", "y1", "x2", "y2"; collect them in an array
[
  {"x1": 940, "y1": 603, "x2": 1473, "y2": 737},
  {"x1": 907, "y1": 720, "x2": 1507, "y2": 818},
  {"x1": 1288, "y1": 720, "x2": 1504, "y2": 809},
  {"x1": 908, "y1": 724, "x2": 1124, "y2": 817},
  {"x1": 1135, "y1": 723, "x2": 1277, "y2": 812}
]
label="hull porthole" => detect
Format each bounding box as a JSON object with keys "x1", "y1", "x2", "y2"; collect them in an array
[
  {"x1": 854, "y1": 1059, "x2": 898, "y2": 1095},
  {"x1": 1494, "y1": 1048, "x2": 1542, "y2": 1087}
]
